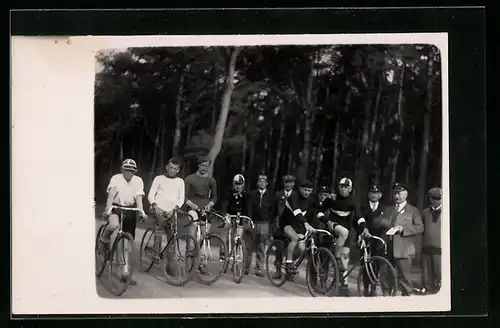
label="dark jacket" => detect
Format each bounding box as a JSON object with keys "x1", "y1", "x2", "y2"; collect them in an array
[
  {"x1": 322, "y1": 194, "x2": 356, "y2": 229},
  {"x1": 274, "y1": 189, "x2": 297, "y2": 219},
  {"x1": 279, "y1": 191, "x2": 320, "y2": 233},
  {"x1": 248, "y1": 188, "x2": 275, "y2": 223},
  {"x1": 422, "y1": 206, "x2": 442, "y2": 254},
  {"x1": 355, "y1": 202, "x2": 389, "y2": 237},
  {"x1": 220, "y1": 189, "x2": 251, "y2": 216}
]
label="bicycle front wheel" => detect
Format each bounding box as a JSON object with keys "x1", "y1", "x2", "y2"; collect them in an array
[
  {"x1": 306, "y1": 246, "x2": 339, "y2": 297},
  {"x1": 107, "y1": 232, "x2": 136, "y2": 297},
  {"x1": 139, "y1": 228, "x2": 158, "y2": 273},
  {"x1": 265, "y1": 240, "x2": 287, "y2": 287},
  {"x1": 231, "y1": 238, "x2": 246, "y2": 284},
  {"x1": 95, "y1": 223, "x2": 109, "y2": 278},
  {"x1": 356, "y1": 255, "x2": 398, "y2": 297},
  {"x1": 196, "y1": 233, "x2": 227, "y2": 285},
  {"x1": 162, "y1": 233, "x2": 200, "y2": 286}
]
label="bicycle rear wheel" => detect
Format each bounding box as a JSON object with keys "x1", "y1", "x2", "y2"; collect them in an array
[
  {"x1": 356, "y1": 255, "x2": 398, "y2": 297},
  {"x1": 196, "y1": 233, "x2": 227, "y2": 285},
  {"x1": 162, "y1": 233, "x2": 200, "y2": 286},
  {"x1": 95, "y1": 223, "x2": 108, "y2": 278},
  {"x1": 139, "y1": 228, "x2": 158, "y2": 273},
  {"x1": 231, "y1": 238, "x2": 246, "y2": 284},
  {"x1": 107, "y1": 232, "x2": 136, "y2": 296},
  {"x1": 306, "y1": 247, "x2": 339, "y2": 297},
  {"x1": 265, "y1": 240, "x2": 287, "y2": 287}
]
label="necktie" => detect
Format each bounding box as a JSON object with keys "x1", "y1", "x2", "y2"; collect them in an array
[{"x1": 431, "y1": 209, "x2": 440, "y2": 222}]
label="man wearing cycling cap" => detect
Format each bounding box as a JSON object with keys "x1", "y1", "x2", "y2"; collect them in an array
[
  {"x1": 220, "y1": 173, "x2": 252, "y2": 274},
  {"x1": 99, "y1": 159, "x2": 147, "y2": 284},
  {"x1": 274, "y1": 175, "x2": 297, "y2": 229}
]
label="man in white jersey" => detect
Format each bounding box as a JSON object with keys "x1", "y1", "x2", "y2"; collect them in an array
[
  {"x1": 148, "y1": 158, "x2": 185, "y2": 266},
  {"x1": 99, "y1": 159, "x2": 147, "y2": 284}
]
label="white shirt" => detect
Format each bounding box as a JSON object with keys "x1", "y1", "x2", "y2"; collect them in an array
[
  {"x1": 369, "y1": 201, "x2": 379, "y2": 211},
  {"x1": 107, "y1": 174, "x2": 145, "y2": 206},
  {"x1": 396, "y1": 201, "x2": 407, "y2": 212},
  {"x1": 284, "y1": 190, "x2": 292, "y2": 198},
  {"x1": 148, "y1": 175, "x2": 185, "y2": 212},
  {"x1": 432, "y1": 204, "x2": 442, "y2": 211}
]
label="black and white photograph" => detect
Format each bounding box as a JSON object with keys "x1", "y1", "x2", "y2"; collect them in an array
[
  {"x1": 92, "y1": 35, "x2": 449, "y2": 305},
  {"x1": 12, "y1": 33, "x2": 451, "y2": 315}
]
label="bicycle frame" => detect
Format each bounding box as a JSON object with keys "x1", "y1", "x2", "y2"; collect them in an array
[
  {"x1": 284, "y1": 229, "x2": 333, "y2": 273},
  {"x1": 340, "y1": 235, "x2": 388, "y2": 282},
  {"x1": 226, "y1": 214, "x2": 254, "y2": 256}
]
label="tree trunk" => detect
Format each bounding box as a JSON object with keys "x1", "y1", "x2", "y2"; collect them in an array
[
  {"x1": 314, "y1": 121, "x2": 325, "y2": 190},
  {"x1": 301, "y1": 56, "x2": 315, "y2": 175},
  {"x1": 369, "y1": 76, "x2": 382, "y2": 154},
  {"x1": 391, "y1": 65, "x2": 406, "y2": 186},
  {"x1": 150, "y1": 111, "x2": 163, "y2": 184},
  {"x1": 331, "y1": 120, "x2": 341, "y2": 190},
  {"x1": 172, "y1": 75, "x2": 185, "y2": 158},
  {"x1": 207, "y1": 46, "x2": 241, "y2": 176},
  {"x1": 272, "y1": 115, "x2": 286, "y2": 188},
  {"x1": 159, "y1": 108, "x2": 167, "y2": 173},
  {"x1": 417, "y1": 51, "x2": 434, "y2": 210},
  {"x1": 241, "y1": 114, "x2": 248, "y2": 175}
]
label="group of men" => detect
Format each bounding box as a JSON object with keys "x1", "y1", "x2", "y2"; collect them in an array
[{"x1": 98, "y1": 156, "x2": 443, "y2": 297}]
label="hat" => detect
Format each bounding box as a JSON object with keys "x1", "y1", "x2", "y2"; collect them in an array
[
  {"x1": 338, "y1": 177, "x2": 353, "y2": 187},
  {"x1": 392, "y1": 183, "x2": 409, "y2": 192},
  {"x1": 283, "y1": 175, "x2": 296, "y2": 182},
  {"x1": 368, "y1": 184, "x2": 383, "y2": 193},
  {"x1": 257, "y1": 174, "x2": 268, "y2": 182},
  {"x1": 299, "y1": 180, "x2": 313, "y2": 189},
  {"x1": 428, "y1": 187, "x2": 442, "y2": 199},
  {"x1": 121, "y1": 159, "x2": 138, "y2": 172},
  {"x1": 233, "y1": 174, "x2": 245, "y2": 184},
  {"x1": 318, "y1": 186, "x2": 330, "y2": 194}
]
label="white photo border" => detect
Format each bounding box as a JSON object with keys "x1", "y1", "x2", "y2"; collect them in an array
[{"x1": 11, "y1": 33, "x2": 450, "y2": 315}]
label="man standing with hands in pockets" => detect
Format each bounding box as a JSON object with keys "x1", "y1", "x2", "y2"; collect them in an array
[{"x1": 379, "y1": 183, "x2": 424, "y2": 296}]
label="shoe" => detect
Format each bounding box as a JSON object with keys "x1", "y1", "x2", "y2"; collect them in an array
[
  {"x1": 255, "y1": 269, "x2": 264, "y2": 277},
  {"x1": 244, "y1": 269, "x2": 249, "y2": 275},
  {"x1": 98, "y1": 240, "x2": 109, "y2": 255},
  {"x1": 120, "y1": 275, "x2": 137, "y2": 285}
]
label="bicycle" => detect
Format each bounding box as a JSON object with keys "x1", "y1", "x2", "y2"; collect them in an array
[
  {"x1": 265, "y1": 228, "x2": 340, "y2": 297},
  {"x1": 344, "y1": 234, "x2": 398, "y2": 297},
  {"x1": 185, "y1": 209, "x2": 228, "y2": 285},
  {"x1": 139, "y1": 206, "x2": 201, "y2": 286},
  {"x1": 95, "y1": 205, "x2": 146, "y2": 296},
  {"x1": 221, "y1": 213, "x2": 255, "y2": 284}
]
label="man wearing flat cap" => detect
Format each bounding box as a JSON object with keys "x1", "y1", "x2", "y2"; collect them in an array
[
  {"x1": 247, "y1": 174, "x2": 275, "y2": 277},
  {"x1": 274, "y1": 175, "x2": 297, "y2": 231},
  {"x1": 420, "y1": 187, "x2": 443, "y2": 294},
  {"x1": 355, "y1": 184, "x2": 389, "y2": 296},
  {"x1": 376, "y1": 183, "x2": 424, "y2": 296}
]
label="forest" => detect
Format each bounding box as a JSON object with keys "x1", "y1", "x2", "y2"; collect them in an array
[{"x1": 94, "y1": 44, "x2": 442, "y2": 211}]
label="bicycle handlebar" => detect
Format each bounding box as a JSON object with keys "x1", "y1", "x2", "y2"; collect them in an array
[
  {"x1": 227, "y1": 214, "x2": 255, "y2": 229},
  {"x1": 299, "y1": 228, "x2": 334, "y2": 242},
  {"x1": 358, "y1": 234, "x2": 388, "y2": 254},
  {"x1": 107, "y1": 205, "x2": 147, "y2": 218},
  {"x1": 182, "y1": 209, "x2": 228, "y2": 228}
]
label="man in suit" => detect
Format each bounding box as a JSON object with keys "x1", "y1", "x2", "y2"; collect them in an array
[
  {"x1": 247, "y1": 174, "x2": 275, "y2": 277},
  {"x1": 378, "y1": 183, "x2": 424, "y2": 296},
  {"x1": 420, "y1": 187, "x2": 443, "y2": 295},
  {"x1": 273, "y1": 175, "x2": 297, "y2": 232},
  {"x1": 355, "y1": 184, "x2": 388, "y2": 296}
]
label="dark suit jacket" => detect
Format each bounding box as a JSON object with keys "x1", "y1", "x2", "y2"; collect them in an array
[
  {"x1": 248, "y1": 188, "x2": 275, "y2": 223},
  {"x1": 385, "y1": 203, "x2": 424, "y2": 259},
  {"x1": 274, "y1": 189, "x2": 297, "y2": 220},
  {"x1": 356, "y1": 202, "x2": 389, "y2": 236}
]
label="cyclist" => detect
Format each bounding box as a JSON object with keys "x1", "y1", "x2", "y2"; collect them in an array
[
  {"x1": 279, "y1": 179, "x2": 320, "y2": 271},
  {"x1": 220, "y1": 174, "x2": 252, "y2": 273},
  {"x1": 184, "y1": 156, "x2": 218, "y2": 255},
  {"x1": 317, "y1": 177, "x2": 355, "y2": 278},
  {"x1": 147, "y1": 157, "x2": 185, "y2": 266},
  {"x1": 99, "y1": 159, "x2": 147, "y2": 284}
]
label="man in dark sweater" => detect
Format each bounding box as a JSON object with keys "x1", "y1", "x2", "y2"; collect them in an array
[
  {"x1": 420, "y1": 187, "x2": 442, "y2": 295},
  {"x1": 247, "y1": 174, "x2": 275, "y2": 277},
  {"x1": 184, "y1": 157, "x2": 218, "y2": 244}
]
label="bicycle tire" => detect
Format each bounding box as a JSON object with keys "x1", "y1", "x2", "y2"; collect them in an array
[
  {"x1": 356, "y1": 255, "x2": 398, "y2": 297},
  {"x1": 196, "y1": 233, "x2": 227, "y2": 285},
  {"x1": 95, "y1": 223, "x2": 108, "y2": 278},
  {"x1": 232, "y1": 238, "x2": 246, "y2": 284},
  {"x1": 139, "y1": 228, "x2": 156, "y2": 273},
  {"x1": 107, "y1": 232, "x2": 136, "y2": 297},
  {"x1": 306, "y1": 246, "x2": 339, "y2": 297},
  {"x1": 162, "y1": 233, "x2": 200, "y2": 287},
  {"x1": 265, "y1": 240, "x2": 287, "y2": 287}
]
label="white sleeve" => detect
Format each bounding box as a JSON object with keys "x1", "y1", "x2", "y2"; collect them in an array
[
  {"x1": 148, "y1": 176, "x2": 159, "y2": 204},
  {"x1": 135, "y1": 177, "x2": 145, "y2": 197},
  {"x1": 177, "y1": 179, "x2": 185, "y2": 208},
  {"x1": 106, "y1": 175, "x2": 118, "y2": 193}
]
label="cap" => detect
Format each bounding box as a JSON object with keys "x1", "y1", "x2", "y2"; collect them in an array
[
  {"x1": 338, "y1": 177, "x2": 353, "y2": 187},
  {"x1": 233, "y1": 174, "x2": 245, "y2": 184},
  {"x1": 121, "y1": 159, "x2": 138, "y2": 172},
  {"x1": 392, "y1": 183, "x2": 409, "y2": 192},
  {"x1": 318, "y1": 186, "x2": 330, "y2": 194},
  {"x1": 257, "y1": 175, "x2": 268, "y2": 182},
  {"x1": 299, "y1": 180, "x2": 313, "y2": 189},
  {"x1": 283, "y1": 175, "x2": 296, "y2": 182},
  {"x1": 428, "y1": 187, "x2": 442, "y2": 199},
  {"x1": 368, "y1": 184, "x2": 383, "y2": 193}
]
